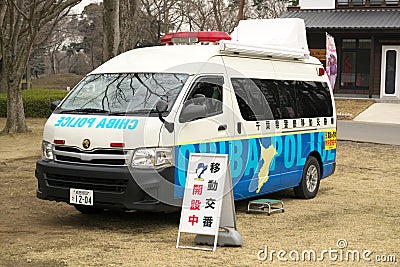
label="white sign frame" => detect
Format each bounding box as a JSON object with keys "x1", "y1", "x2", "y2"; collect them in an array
[{"x1": 176, "y1": 153, "x2": 236, "y2": 252}]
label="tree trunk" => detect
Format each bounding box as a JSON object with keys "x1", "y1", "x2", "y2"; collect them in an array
[
  {"x1": 26, "y1": 61, "x2": 31, "y2": 90},
  {"x1": 90, "y1": 41, "x2": 95, "y2": 70},
  {"x1": 1, "y1": 0, "x2": 82, "y2": 135},
  {"x1": 2, "y1": 70, "x2": 28, "y2": 134},
  {"x1": 118, "y1": 0, "x2": 137, "y2": 53},
  {"x1": 103, "y1": 0, "x2": 137, "y2": 60},
  {"x1": 212, "y1": 0, "x2": 223, "y2": 31},
  {"x1": 49, "y1": 49, "x2": 56, "y2": 74},
  {"x1": 0, "y1": 63, "x2": 6, "y2": 93},
  {"x1": 103, "y1": 0, "x2": 120, "y2": 62},
  {"x1": 237, "y1": 0, "x2": 245, "y2": 25}
]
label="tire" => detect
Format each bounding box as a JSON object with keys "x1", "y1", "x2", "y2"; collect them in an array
[
  {"x1": 294, "y1": 156, "x2": 321, "y2": 199},
  {"x1": 74, "y1": 204, "x2": 104, "y2": 214}
]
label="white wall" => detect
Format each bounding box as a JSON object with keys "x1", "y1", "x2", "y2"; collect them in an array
[{"x1": 299, "y1": 0, "x2": 335, "y2": 9}]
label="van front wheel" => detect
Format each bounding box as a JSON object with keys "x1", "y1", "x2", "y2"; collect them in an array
[{"x1": 294, "y1": 156, "x2": 320, "y2": 199}]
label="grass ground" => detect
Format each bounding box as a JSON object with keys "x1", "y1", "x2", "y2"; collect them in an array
[{"x1": 0, "y1": 118, "x2": 398, "y2": 266}]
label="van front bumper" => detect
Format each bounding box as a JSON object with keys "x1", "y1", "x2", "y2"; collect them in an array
[{"x1": 35, "y1": 160, "x2": 182, "y2": 212}]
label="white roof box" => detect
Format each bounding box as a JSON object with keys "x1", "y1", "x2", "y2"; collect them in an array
[{"x1": 224, "y1": 18, "x2": 310, "y2": 59}]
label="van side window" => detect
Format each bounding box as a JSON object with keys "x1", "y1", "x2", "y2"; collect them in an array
[
  {"x1": 231, "y1": 78, "x2": 274, "y2": 121},
  {"x1": 277, "y1": 80, "x2": 299, "y2": 119},
  {"x1": 183, "y1": 76, "x2": 223, "y2": 118},
  {"x1": 255, "y1": 79, "x2": 281, "y2": 119},
  {"x1": 231, "y1": 78, "x2": 333, "y2": 121},
  {"x1": 296, "y1": 81, "x2": 333, "y2": 118}
]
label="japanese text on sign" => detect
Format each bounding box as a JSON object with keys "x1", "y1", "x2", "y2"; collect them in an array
[
  {"x1": 324, "y1": 130, "x2": 337, "y2": 150},
  {"x1": 178, "y1": 154, "x2": 228, "y2": 236}
]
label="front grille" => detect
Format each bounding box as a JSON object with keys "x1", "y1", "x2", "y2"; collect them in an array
[
  {"x1": 45, "y1": 173, "x2": 129, "y2": 193},
  {"x1": 53, "y1": 146, "x2": 128, "y2": 166},
  {"x1": 55, "y1": 155, "x2": 126, "y2": 165},
  {"x1": 55, "y1": 146, "x2": 125, "y2": 155}
]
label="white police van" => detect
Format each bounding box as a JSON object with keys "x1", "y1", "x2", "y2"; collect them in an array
[{"x1": 35, "y1": 19, "x2": 337, "y2": 213}]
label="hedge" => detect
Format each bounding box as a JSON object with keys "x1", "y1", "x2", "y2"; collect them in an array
[{"x1": 0, "y1": 89, "x2": 69, "y2": 118}]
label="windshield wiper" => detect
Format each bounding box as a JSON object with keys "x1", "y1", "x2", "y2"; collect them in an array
[
  {"x1": 108, "y1": 109, "x2": 159, "y2": 116},
  {"x1": 60, "y1": 108, "x2": 109, "y2": 114}
]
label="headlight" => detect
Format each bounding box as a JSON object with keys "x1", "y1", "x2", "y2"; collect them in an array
[
  {"x1": 42, "y1": 141, "x2": 54, "y2": 161},
  {"x1": 131, "y1": 147, "x2": 173, "y2": 168}
]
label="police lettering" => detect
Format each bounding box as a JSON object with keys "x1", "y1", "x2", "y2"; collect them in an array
[{"x1": 54, "y1": 116, "x2": 138, "y2": 130}]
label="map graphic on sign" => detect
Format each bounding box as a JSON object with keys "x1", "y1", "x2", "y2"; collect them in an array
[
  {"x1": 195, "y1": 163, "x2": 208, "y2": 180},
  {"x1": 256, "y1": 142, "x2": 278, "y2": 193}
]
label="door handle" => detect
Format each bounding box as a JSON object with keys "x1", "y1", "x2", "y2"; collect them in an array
[{"x1": 218, "y1": 124, "x2": 227, "y2": 131}]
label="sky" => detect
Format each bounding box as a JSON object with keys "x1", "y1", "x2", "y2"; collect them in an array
[{"x1": 72, "y1": 0, "x2": 102, "y2": 14}]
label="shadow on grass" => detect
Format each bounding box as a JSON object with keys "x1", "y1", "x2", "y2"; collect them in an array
[
  {"x1": 41, "y1": 189, "x2": 303, "y2": 232},
  {"x1": 43, "y1": 207, "x2": 181, "y2": 234}
]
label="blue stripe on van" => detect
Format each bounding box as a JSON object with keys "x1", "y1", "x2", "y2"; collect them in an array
[{"x1": 174, "y1": 131, "x2": 336, "y2": 199}]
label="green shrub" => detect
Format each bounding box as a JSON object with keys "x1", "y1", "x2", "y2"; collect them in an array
[{"x1": 0, "y1": 89, "x2": 68, "y2": 118}]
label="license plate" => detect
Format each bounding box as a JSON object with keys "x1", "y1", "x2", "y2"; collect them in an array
[{"x1": 70, "y1": 188, "x2": 93, "y2": 206}]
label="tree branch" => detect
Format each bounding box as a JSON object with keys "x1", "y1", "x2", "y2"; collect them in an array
[{"x1": 7, "y1": 0, "x2": 29, "y2": 20}]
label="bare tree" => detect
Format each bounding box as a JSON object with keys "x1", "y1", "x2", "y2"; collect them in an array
[
  {"x1": 251, "y1": 0, "x2": 289, "y2": 19},
  {"x1": 79, "y1": 3, "x2": 103, "y2": 69},
  {"x1": 119, "y1": 0, "x2": 138, "y2": 54},
  {"x1": 103, "y1": 0, "x2": 137, "y2": 62},
  {"x1": 237, "y1": 0, "x2": 245, "y2": 23},
  {"x1": 212, "y1": 0, "x2": 223, "y2": 31},
  {"x1": 134, "y1": 0, "x2": 183, "y2": 46},
  {"x1": 103, "y1": 0, "x2": 120, "y2": 61},
  {"x1": 0, "y1": 4, "x2": 7, "y2": 92},
  {"x1": 180, "y1": 0, "x2": 240, "y2": 33},
  {"x1": 0, "y1": 0, "x2": 82, "y2": 134},
  {"x1": 182, "y1": 0, "x2": 214, "y2": 31}
]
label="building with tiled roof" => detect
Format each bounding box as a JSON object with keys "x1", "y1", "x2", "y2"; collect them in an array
[{"x1": 283, "y1": 0, "x2": 400, "y2": 99}]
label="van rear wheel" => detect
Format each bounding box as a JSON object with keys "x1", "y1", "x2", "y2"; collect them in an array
[
  {"x1": 74, "y1": 204, "x2": 104, "y2": 214},
  {"x1": 294, "y1": 156, "x2": 320, "y2": 199}
]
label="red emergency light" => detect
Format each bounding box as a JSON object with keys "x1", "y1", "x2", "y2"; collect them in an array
[{"x1": 160, "y1": 31, "x2": 231, "y2": 45}]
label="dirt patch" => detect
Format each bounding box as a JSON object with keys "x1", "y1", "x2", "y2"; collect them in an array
[
  {"x1": 0, "y1": 118, "x2": 46, "y2": 162},
  {"x1": 32, "y1": 74, "x2": 84, "y2": 90},
  {"x1": 335, "y1": 99, "x2": 375, "y2": 120},
  {"x1": 0, "y1": 119, "x2": 399, "y2": 266}
]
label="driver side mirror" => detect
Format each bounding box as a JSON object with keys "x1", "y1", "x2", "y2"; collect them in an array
[
  {"x1": 155, "y1": 99, "x2": 174, "y2": 133},
  {"x1": 156, "y1": 99, "x2": 168, "y2": 113},
  {"x1": 51, "y1": 100, "x2": 61, "y2": 112}
]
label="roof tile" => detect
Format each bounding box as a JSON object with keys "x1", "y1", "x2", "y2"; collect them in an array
[{"x1": 282, "y1": 9, "x2": 400, "y2": 29}]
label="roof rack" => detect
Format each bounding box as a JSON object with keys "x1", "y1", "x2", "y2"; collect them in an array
[{"x1": 219, "y1": 40, "x2": 310, "y2": 60}]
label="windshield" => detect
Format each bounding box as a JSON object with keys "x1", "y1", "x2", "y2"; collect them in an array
[{"x1": 59, "y1": 73, "x2": 188, "y2": 114}]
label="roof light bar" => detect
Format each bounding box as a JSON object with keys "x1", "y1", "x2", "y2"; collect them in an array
[
  {"x1": 219, "y1": 40, "x2": 310, "y2": 60},
  {"x1": 160, "y1": 31, "x2": 231, "y2": 45}
]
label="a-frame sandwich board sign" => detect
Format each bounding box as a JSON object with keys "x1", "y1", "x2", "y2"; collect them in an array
[{"x1": 176, "y1": 153, "x2": 237, "y2": 252}]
